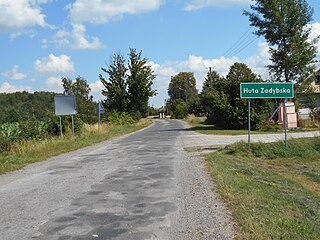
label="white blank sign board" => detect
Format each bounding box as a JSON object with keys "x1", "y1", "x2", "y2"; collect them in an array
[{"x1": 54, "y1": 95, "x2": 76, "y2": 116}]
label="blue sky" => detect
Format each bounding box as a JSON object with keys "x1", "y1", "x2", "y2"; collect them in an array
[{"x1": 1, "y1": 0, "x2": 319, "y2": 107}]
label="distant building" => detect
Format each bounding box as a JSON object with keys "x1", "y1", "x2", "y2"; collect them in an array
[
  {"x1": 297, "y1": 69, "x2": 320, "y2": 120},
  {"x1": 309, "y1": 68, "x2": 320, "y2": 92}
]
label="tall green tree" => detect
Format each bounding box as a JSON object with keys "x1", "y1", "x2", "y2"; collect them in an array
[
  {"x1": 61, "y1": 76, "x2": 96, "y2": 123},
  {"x1": 62, "y1": 76, "x2": 92, "y2": 100},
  {"x1": 244, "y1": 0, "x2": 318, "y2": 82},
  {"x1": 168, "y1": 72, "x2": 199, "y2": 118},
  {"x1": 200, "y1": 69, "x2": 225, "y2": 113},
  {"x1": 100, "y1": 52, "x2": 128, "y2": 112},
  {"x1": 168, "y1": 72, "x2": 198, "y2": 103},
  {"x1": 127, "y1": 48, "x2": 156, "y2": 118}
]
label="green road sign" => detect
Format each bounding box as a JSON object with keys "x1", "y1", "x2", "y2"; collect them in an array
[{"x1": 240, "y1": 82, "x2": 294, "y2": 99}]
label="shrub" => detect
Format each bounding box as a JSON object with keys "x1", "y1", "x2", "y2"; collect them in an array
[
  {"x1": 185, "y1": 114, "x2": 197, "y2": 123},
  {"x1": 130, "y1": 111, "x2": 141, "y2": 121},
  {"x1": 260, "y1": 122, "x2": 282, "y2": 132},
  {"x1": 0, "y1": 122, "x2": 21, "y2": 141},
  {"x1": 172, "y1": 101, "x2": 188, "y2": 119},
  {"x1": 0, "y1": 135, "x2": 12, "y2": 152},
  {"x1": 19, "y1": 120, "x2": 49, "y2": 140},
  {"x1": 107, "y1": 111, "x2": 134, "y2": 125}
]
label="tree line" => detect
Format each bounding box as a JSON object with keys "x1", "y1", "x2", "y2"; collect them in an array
[
  {"x1": 167, "y1": 0, "x2": 319, "y2": 129},
  {"x1": 167, "y1": 63, "x2": 270, "y2": 130}
]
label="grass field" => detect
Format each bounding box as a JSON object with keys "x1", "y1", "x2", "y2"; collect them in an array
[
  {"x1": 206, "y1": 138, "x2": 320, "y2": 239},
  {"x1": 0, "y1": 119, "x2": 151, "y2": 175}
]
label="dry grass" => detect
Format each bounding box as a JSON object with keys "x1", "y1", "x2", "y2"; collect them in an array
[{"x1": 0, "y1": 119, "x2": 152, "y2": 175}]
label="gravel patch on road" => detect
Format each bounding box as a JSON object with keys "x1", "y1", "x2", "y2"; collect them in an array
[{"x1": 167, "y1": 121, "x2": 236, "y2": 239}]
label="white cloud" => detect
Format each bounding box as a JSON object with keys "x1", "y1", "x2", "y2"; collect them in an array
[
  {"x1": 10, "y1": 29, "x2": 37, "y2": 41},
  {"x1": 149, "y1": 42, "x2": 271, "y2": 107},
  {"x1": 45, "y1": 77, "x2": 63, "y2": 92},
  {"x1": 0, "y1": 81, "x2": 32, "y2": 93},
  {"x1": 308, "y1": 22, "x2": 320, "y2": 59},
  {"x1": 34, "y1": 54, "x2": 75, "y2": 74},
  {"x1": 43, "y1": 24, "x2": 104, "y2": 50},
  {"x1": 184, "y1": 0, "x2": 250, "y2": 11},
  {"x1": 89, "y1": 80, "x2": 104, "y2": 101},
  {"x1": 44, "y1": 0, "x2": 164, "y2": 50},
  {"x1": 244, "y1": 41, "x2": 271, "y2": 79},
  {"x1": 68, "y1": 0, "x2": 165, "y2": 24},
  {"x1": 1, "y1": 65, "x2": 26, "y2": 80},
  {"x1": 0, "y1": 0, "x2": 51, "y2": 32}
]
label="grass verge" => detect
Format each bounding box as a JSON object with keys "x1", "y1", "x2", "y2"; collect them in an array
[
  {"x1": 206, "y1": 138, "x2": 320, "y2": 239},
  {"x1": 0, "y1": 119, "x2": 151, "y2": 175},
  {"x1": 186, "y1": 116, "x2": 319, "y2": 135}
]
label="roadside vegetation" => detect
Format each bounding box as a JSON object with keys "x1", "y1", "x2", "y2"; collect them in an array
[
  {"x1": 0, "y1": 119, "x2": 151, "y2": 175},
  {"x1": 0, "y1": 48, "x2": 157, "y2": 175},
  {"x1": 185, "y1": 115, "x2": 320, "y2": 135},
  {"x1": 207, "y1": 138, "x2": 320, "y2": 239}
]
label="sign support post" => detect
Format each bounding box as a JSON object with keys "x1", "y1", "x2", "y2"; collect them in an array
[
  {"x1": 98, "y1": 101, "x2": 101, "y2": 132},
  {"x1": 248, "y1": 99, "x2": 251, "y2": 146},
  {"x1": 71, "y1": 115, "x2": 75, "y2": 137},
  {"x1": 284, "y1": 98, "x2": 288, "y2": 148},
  {"x1": 59, "y1": 116, "x2": 63, "y2": 137}
]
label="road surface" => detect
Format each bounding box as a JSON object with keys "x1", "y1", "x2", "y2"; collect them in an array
[{"x1": 0, "y1": 120, "x2": 234, "y2": 240}]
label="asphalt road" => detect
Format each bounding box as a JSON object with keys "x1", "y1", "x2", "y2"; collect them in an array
[{"x1": 0, "y1": 120, "x2": 234, "y2": 240}]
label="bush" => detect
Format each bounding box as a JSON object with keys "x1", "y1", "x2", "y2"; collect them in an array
[
  {"x1": 0, "y1": 122, "x2": 21, "y2": 141},
  {"x1": 130, "y1": 111, "x2": 141, "y2": 121},
  {"x1": 107, "y1": 111, "x2": 135, "y2": 125},
  {"x1": 19, "y1": 120, "x2": 49, "y2": 140},
  {"x1": 171, "y1": 101, "x2": 188, "y2": 119},
  {"x1": 0, "y1": 135, "x2": 12, "y2": 152}
]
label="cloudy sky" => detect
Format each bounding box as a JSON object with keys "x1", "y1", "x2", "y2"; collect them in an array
[{"x1": 0, "y1": 0, "x2": 319, "y2": 107}]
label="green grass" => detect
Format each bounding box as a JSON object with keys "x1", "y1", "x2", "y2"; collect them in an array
[
  {"x1": 186, "y1": 116, "x2": 320, "y2": 135},
  {"x1": 0, "y1": 120, "x2": 151, "y2": 175},
  {"x1": 206, "y1": 138, "x2": 320, "y2": 239}
]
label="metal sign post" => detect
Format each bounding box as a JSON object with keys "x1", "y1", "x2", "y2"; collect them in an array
[
  {"x1": 59, "y1": 116, "x2": 63, "y2": 137},
  {"x1": 284, "y1": 98, "x2": 288, "y2": 148},
  {"x1": 248, "y1": 99, "x2": 251, "y2": 146},
  {"x1": 98, "y1": 101, "x2": 101, "y2": 132},
  {"x1": 71, "y1": 115, "x2": 75, "y2": 137},
  {"x1": 96, "y1": 101, "x2": 105, "y2": 132}
]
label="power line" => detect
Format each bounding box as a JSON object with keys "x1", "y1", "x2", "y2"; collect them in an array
[
  {"x1": 223, "y1": 27, "x2": 252, "y2": 57},
  {"x1": 226, "y1": 36, "x2": 258, "y2": 58},
  {"x1": 222, "y1": 27, "x2": 258, "y2": 58}
]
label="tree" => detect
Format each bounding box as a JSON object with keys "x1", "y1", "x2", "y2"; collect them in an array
[
  {"x1": 100, "y1": 52, "x2": 128, "y2": 113},
  {"x1": 127, "y1": 48, "x2": 156, "y2": 118},
  {"x1": 61, "y1": 76, "x2": 96, "y2": 124},
  {"x1": 62, "y1": 76, "x2": 91, "y2": 100},
  {"x1": 168, "y1": 72, "x2": 198, "y2": 103},
  {"x1": 244, "y1": 0, "x2": 318, "y2": 83},
  {"x1": 168, "y1": 72, "x2": 199, "y2": 117},
  {"x1": 205, "y1": 63, "x2": 270, "y2": 130},
  {"x1": 200, "y1": 69, "x2": 225, "y2": 113},
  {"x1": 0, "y1": 91, "x2": 56, "y2": 124}
]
